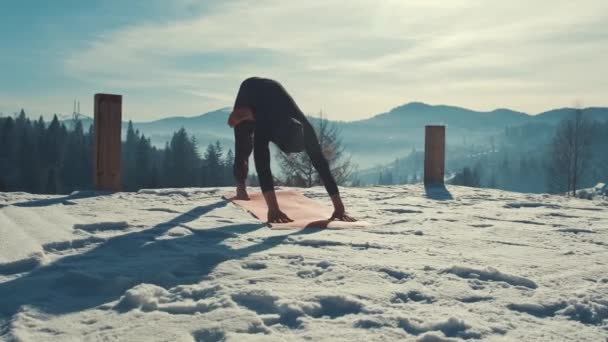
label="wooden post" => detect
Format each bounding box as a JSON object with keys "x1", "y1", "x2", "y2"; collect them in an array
[
  {"x1": 94, "y1": 94, "x2": 122, "y2": 191},
  {"x1": 424, "y1": 125, "x2": 445, "y2": 185}
]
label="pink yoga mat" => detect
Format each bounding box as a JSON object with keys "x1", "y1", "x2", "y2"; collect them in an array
[{"x1": 223, "y1": 190, "x2": 370, "y2": 229}]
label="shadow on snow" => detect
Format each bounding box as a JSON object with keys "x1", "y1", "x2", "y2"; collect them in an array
[
  {"x1": 0, "y1": 199, "x2": 318, "y2": 319},
  {"x1": 424, "y1": 184, "x2": 454, "y2": 201},
  {"x1": 10, "y1": 191, "x2": 111, "y2": 208}
]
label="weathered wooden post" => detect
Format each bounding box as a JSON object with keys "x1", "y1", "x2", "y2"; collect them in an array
[
  {"x1": 94, "y1": 94, "x2": 122, "y2": 191},
  {"x1": 424, "y1": 125, "x2": 445, "y2": 185}
]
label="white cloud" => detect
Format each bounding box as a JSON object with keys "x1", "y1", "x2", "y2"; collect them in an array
[{"x1": 65, "y1": 0, "x2": 608, "y2": 120}]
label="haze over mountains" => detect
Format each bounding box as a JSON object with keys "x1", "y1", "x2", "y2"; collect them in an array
[{"x1": 59, "y1": 102, "x2": 608, "y2": 169}]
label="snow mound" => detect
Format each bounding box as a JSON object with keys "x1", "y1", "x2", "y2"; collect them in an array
[
  {"x1": 398, "y1": 317, "x2": 482, "y2": 339},
  {"x1": 576, "y1": 183, "x2": 608, "y2": 200},
  {"x1": 508, "y1": 297, "x2": 608, "y2": 325},
  {"x1": 443, "y1": 266, "x2": 538, "y2": 289},
  {"x1": 0, "y1": 204, "x2": 88, "y2": 273},
  {"x1": 0, "y1": 252, "x2": 46, "y2": 276},
  {"x1": 116, "y1": 283, "x2": 229, "y2": 315}
]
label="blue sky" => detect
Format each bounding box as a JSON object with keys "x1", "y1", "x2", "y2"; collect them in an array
[{"x1": 1, "y1": 0, "x2": 607, "y2": 121}]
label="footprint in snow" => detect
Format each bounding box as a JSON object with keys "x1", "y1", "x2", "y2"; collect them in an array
[
  {"x1": 242, "y1": 261, "x2": 268, "y2": 270},
  {"x1": 73, "y1": 221, "x2": 130, "y2": 233},
  {"x1": 231, "y1": 290, "x2": 365, "y2": 329},
  {"x1": 442, "y1": 266, "x2": 537, "y2": 289},
  {"x1": 192, "y1": 328, "x2": 226, "y2": 342},
  {"x1": 382, "y1": 208, "x2": 423, "y2": 214},
  {"x1": 457, "y1": 295, "x2": 494, "y2": 303},
  {"x1": 379, "y1": 267, "x2": 412, "y2": 283},
  {"x1": 555, "y1": 228, "x2": 595, "y2": 234},
  {"x1": 296, "y1": 261, "x2": 333, "y2": 278},
  {"x1": 392, "y1": 290, "x2": 435, "y2": 304},
  {"x1": 470, "y1": 224, "x2": 493, "y2": 228}
]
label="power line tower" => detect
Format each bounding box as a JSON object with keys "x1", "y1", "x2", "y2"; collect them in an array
[{"x1": 71, "y1": 99, "x2": 81, "y2": 130}]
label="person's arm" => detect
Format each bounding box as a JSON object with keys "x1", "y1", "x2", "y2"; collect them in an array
[{"x1": 254, "y1": 130, "x2": 293, "y2": 223}]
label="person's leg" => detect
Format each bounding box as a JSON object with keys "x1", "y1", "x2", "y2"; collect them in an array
[
  {"x1": 291, "y1": 111, "x2": 339, "y2": 196},
  {"x1": 233, "y1": 122, "x2": 254, "y2": 198},
  {"x1": 297, "y1": 116, "x2": 355, "y2": 220}
]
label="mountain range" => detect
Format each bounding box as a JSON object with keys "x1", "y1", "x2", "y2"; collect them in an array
[{"x1": 61, "y1": 102, "x2": 608, "y2": 168}]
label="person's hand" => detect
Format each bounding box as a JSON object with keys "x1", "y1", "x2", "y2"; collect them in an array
[
  {"x1": 329, "y1": 193, "x2": 356, "y2": 221},
  {"x1": 235, "y1": 184, "x2": 250, "y2": 200},
  {"x1": 330, "y1": 208, "x2": 357, "y2": 222},
  {"x1": 267, "y1": 208, "x2": 293, "y2": 223}
]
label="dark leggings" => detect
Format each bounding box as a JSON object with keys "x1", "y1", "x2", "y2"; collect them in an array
[
  {"x1": 233, "y1": 114, "x2": 339, "y2": 196},
  {"x1": 233, "y1": 121, "x2": 255, "y2": 183}
]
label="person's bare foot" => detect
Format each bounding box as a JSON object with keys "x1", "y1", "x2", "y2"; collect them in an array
[{"x1": 235, "y1": 185, "x2": 250, "y2": 200}]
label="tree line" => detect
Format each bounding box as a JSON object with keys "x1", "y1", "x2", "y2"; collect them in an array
[
  {"x1": 0, "y1": 110, "x2": 355, "y2": 194},
  {"x1": 0, "y1": 110, "x2": 236, "y2": 194},
  {"x1": 8, "y1": 107, "x2": 600, "y2": 196}
]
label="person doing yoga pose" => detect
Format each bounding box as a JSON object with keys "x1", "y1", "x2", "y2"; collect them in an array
[{"x1": 228, "y1": 77, "x2": 356, "y2": 224}]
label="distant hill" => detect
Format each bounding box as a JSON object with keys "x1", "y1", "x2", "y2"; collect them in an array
[
  {"x1": 336, "y1": 103, "x2": 607, "y2": 166},
  {"x1": 353, "y1": 102, "x2": 530, "y2": 128},
  {"x1": 128, "y1": 108, "x2": 234, "y2": 150},
  {"x1": 531, "y1": 107, "x2": 608, "y2": 124},
  {"x1": 131, "y1": 107, "x2": 231, "y2": 134},
  {"x1": 339, "y1": 102, "x2": 531, "y2": 166},
  {"x1": 60, "y1": 108, "x2": 234, "y2": 152}
]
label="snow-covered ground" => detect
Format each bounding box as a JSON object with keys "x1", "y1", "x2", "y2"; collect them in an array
[{"x1": 0, "y1": 185, "x2": 607, "y2": 341}]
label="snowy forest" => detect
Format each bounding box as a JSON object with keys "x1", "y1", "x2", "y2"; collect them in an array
[{"x1": 0, "y1": 110, "x2": 236, "y2": 194}]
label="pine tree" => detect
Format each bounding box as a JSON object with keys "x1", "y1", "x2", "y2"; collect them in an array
[
  {"x1": 149, "y1": 164, "x2": 160, "y2": 188},
  {"x1": 135, "y1": 135, "x2": 153, "y2": 189},
  {"x1": 223, "y1": 149, "x2": 235, "y2": 186},
  {"x1": 202, "y1": 141, "x2": 223, "y2": 186},
  {"x1": 61, "y1": 119, "x2": 89, "y2": 192},
  {"x1": 18, "y1": 126, "x2": 40, "y2": 192},
  {"x1": 45, "y1": 167, "x2": 58, "y2": 194},
  {"x1": 34, "y1": 116, "x2": 46, "y2": 150},
  {"x1": 0, "y1": 117, "x2": 16, "y2": 190},
  {"x1": 166, "y1": 128, "x2": 200, "y2": 187},
  {"x1": 161, "y1": 142, "x2": 172, "y2": 187},
  {"x1": 15, "y1": 109, "x2": 27, "y2": 133},
  {"x1": 122, "y1": 121, "x2": 139, "y2": 190},
  {"x1": 44, "y1": 115, "x2": 67, "y2": 171}
]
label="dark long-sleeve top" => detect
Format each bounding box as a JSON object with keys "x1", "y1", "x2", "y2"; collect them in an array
[{"x1": 232, "y1": 77, "x2": 339, "y2": 196}]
